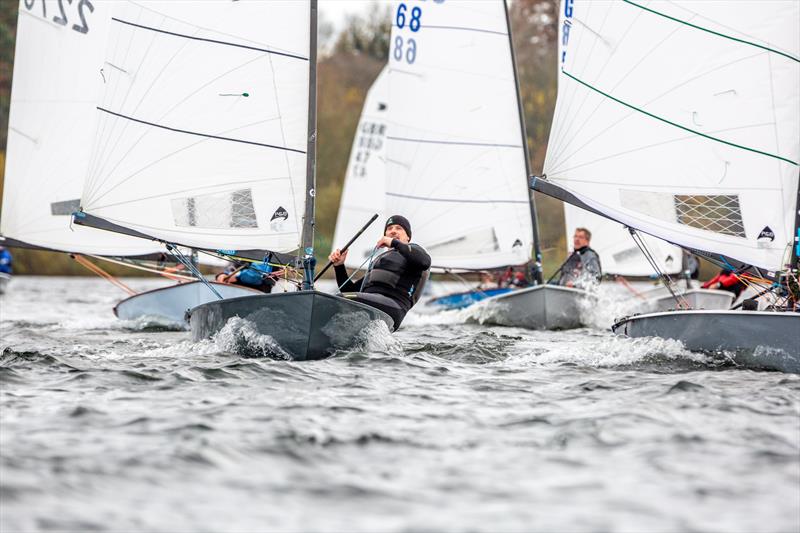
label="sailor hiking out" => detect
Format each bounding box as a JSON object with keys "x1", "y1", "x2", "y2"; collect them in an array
[
  {"x1": 558, "y1": 227, "x2": 602, "y2": 289},
  {"x1": 329, "y1": 215, "x2": 431, "y2": 330}
]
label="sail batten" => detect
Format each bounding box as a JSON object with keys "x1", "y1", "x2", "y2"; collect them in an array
[
  {"x1": 110, "y1": 17, "x2": 310, "y2": 61},
  {"x1": 621, "y1": 0, "x2": 800, "y2": 63},
  {"x1": 560, "y1": 69, "x2": 798, "y2": 166}
]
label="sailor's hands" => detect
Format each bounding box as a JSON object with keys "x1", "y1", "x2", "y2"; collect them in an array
[
  {"x1": 329, "y1": 248, "x2": 348, "y2": 266},
  {"x1": 376, "y1": 236, "x2": 395, "y2": 248}
]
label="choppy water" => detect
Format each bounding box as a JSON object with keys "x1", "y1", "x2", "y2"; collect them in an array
[{"x1": 1, "y1": 276, "x2": 798, "y2": 533}]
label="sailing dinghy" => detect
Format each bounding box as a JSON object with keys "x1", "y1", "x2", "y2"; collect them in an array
[
  {"x1": 334, "y1": 0, "x2": 593, "y2": 329},
  {"x1": 74, "y1": 0, "x2": 392, "y2": 359},
  {"x1": 1, "y1": 0, "x2": 259, "y2": 325},
  {"x1": 536, "y1": 0, "x2": 799, "y2": 371}
]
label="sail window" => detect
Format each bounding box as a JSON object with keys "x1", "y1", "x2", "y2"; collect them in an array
[
  {"x1": 673, "y1": 195, "x2": 745, "y2": 238},
  {"x1": 171, "y1": 189, "x2": 258, "y2": 229},
  {"x1": 50, "y1": 199, "x2": 81, "y2": 216}
]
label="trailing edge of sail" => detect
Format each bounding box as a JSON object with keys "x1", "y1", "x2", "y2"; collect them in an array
[
  {"x1": 1, "y1": 1, "x2": 162, "y2": 256},
  {"x1": 333, "y1": 66, "x2": 389, "y2": 270},
  {"x1": 386, "y1": 0, "x2": 533, "y2": 271},
  {"x1": 542, "y1": 0, "x2": 799, "y2": 273},
  {"x1": 79, "y1": 0, "x2": 311, "y2": 257}
]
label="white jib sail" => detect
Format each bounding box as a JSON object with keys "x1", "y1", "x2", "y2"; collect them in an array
[
  {"x1": 332, "y1": 66, "x2": 389, "y2": 270},
  {"x1": 1, "y1": 0, "x2": 163, "y2": 256},
  {"x1": 80, "y1": 0, "x2": 311, "y2": 255},
  {"x1": 386, "y1": 0, "x2": 534, "y2": 271},
  {"x1": 544, "y1": 0, "x2": 799, "y2": 273}
]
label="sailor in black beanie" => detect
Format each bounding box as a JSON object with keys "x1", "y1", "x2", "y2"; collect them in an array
[{"x1": 329, "y1": 215, "x2": 431, "y2": 330}]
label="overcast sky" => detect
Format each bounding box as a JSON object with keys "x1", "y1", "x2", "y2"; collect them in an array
[{"x1": 320, "y1": 0, "x2": 382, "y2": 30}]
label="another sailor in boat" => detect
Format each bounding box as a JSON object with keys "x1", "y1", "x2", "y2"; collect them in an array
[
  {"x1": 683, "y1": 251, "x2": 700, "y2": 282},
  {"x1": 558, "y1": 227, "x2": 602, "y2": 289},
  {"x1": 0, "y1": 246, "x2": 12, "y2": 274},
  {"x1": 329, "y1": 215, "x2": 432, "y2": 330},
  {"x1": 215, "y1": 261, "x2": 278, "y2": 293},
  {"x1": 701, "y1": 268, "x2": 746, "y2": 298},
  {"x1": 478, "y1": 270, "x2": 495, "y2": 291}
]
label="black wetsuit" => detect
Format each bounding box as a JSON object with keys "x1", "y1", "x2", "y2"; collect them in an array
[
  {"x1": 335, "y1": 239, "x2": 431, "y2": 330},
  {"x1": 557, "y1": 245, "x2": 602, "y2": 288}
]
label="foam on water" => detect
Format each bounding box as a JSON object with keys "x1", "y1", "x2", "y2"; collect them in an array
[
  {"x1": 577, "y1": 284, "x2": 646, "y2": 329},
  {"x1": 350, "y1": 319, "x2": 403, "y2": 355},
  {"x1": 212, "y1": 316, "x2": 292, "y2": 359},
  {"x1": 510, "y1": 330, "x2": 711, "y2": 368}
]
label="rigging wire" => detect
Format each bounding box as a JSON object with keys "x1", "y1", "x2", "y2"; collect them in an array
[
  {"x1": 166, "y1": 244, "x2": 223, "y2": 299},
  {"x1": 337, "y1": 247, "x2": 380, "y2": 292},
  {"x1": 627, "y1": 227, "x2": 689, "y2": 309}
]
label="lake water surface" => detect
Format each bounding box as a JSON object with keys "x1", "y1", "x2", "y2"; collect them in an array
[{"x1": 1, "y1": 276, "x2": 798, "y2": 532}]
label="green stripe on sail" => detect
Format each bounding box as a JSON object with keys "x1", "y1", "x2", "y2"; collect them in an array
[
  {"x1": 562, "y1": 69, "x2": 799, "y2": 166},
  {"x1": 623, "y1": 0, "x2": 799, "y2": 63}
]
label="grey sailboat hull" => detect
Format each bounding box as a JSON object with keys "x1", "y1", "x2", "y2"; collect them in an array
[
  {"x1": 188, "y1": 290, "x2": 394, "y2": 360},
  {"x1": 613, "y1": 310, "x2": 800, "y2": 373},
  {"x1": 641, "y1": 288, "x2": 734, "y2": 313},
  {"x1": 472, "y1": 285, "x2": 591, "y2": 330},
  {"x1": 0, "y1": 273, "x2": 10, "y2": 295},
  {"x1": 115, "y1": 281, "x2": 261, "y2": 325}
]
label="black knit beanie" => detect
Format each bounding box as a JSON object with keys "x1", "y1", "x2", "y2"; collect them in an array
[{"x1": 384, "y1": 215, "x2": 412, "y2": 239}]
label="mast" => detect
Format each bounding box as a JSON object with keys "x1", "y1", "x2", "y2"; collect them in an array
[
  {"x1": 793, "y1": 171, "x2": 800, "y2": 272},
  {"x1": 301, "y1": 0, "x2": 319, "y2": 290},
  {"x1": 504, "y1": 0, "x2": 543, "y2": 284}
]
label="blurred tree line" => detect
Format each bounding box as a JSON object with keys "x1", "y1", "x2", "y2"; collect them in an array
[{"x1": 0, "y1": 1, "x2": 568, "y2": 276}]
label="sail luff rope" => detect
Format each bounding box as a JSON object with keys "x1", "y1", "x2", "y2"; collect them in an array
[
  {"x1": 561, "y1": 69, "x2": 798, "y2": 166},
  {"x1": 622, "y1": 0, "x2": 800, "y2": 64}
]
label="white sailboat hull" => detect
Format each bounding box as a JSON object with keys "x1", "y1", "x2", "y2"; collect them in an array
[
  {"x1": 114, "y1": 281, "x2": 261, "y2": 325},
  {"x1": 641, "y1": 288, "x2": 734, "y2": 313},
  {"x1": 0, "y1": 273, "x2": 10, "y2": 295},
  {"x1": 613, "y1": 310, "x2": 800, "y2": 373},
  {"x1": 472, "y1": 285, "x2": 592, "y2": 330}
]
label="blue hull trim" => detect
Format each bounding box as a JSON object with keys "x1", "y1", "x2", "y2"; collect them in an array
[{"x1": 426, "y1": 288, "x2": 515, "y2": 311}]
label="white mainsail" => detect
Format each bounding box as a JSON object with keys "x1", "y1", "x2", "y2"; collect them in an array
[
  {"x1": 386, "y1": 0, "x2": 534, "y2": 271},
  {"x1": 542, "y1": 0, "x2": 799, "y2": 273},
  {"x1": 79, "y1": 0, "x2": 311, "y2": 256},
  {"x1": 332, "y1": 66, "x2": 388, "y2": 269},
  {"x1": 1, "y1": 0, "x2": 162, "y2": 256}
]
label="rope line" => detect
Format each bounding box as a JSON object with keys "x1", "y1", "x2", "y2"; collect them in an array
[{"x1": 71, "y1": 255, "x2": 137, "y2": 296}]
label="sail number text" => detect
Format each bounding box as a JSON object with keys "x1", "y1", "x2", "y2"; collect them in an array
[
  {"x1": 23, "y1": 0, "x2": 94, "y2": 34},
  {"x1": 393, "y1": 3, "x2": 422, "y2": 64},
  {"x1": 392, "y1": 0, "x2": 445, "y2": 65}
]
